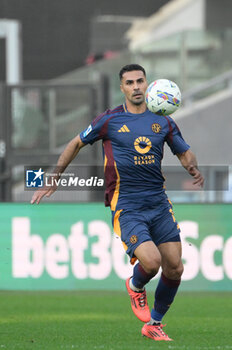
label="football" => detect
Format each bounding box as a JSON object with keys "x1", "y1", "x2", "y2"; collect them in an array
[{"x1": 145, "y1": 79, "x2": 181, "y2": 116}]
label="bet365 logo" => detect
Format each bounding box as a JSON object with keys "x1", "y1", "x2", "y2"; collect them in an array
[{"x1": 26, "y1": 168, "x2": 44, "y2": 188}]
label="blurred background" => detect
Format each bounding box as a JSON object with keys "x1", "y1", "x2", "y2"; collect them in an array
[
  {"x1": 0, "y1": 0, "x2": 231, "y2": 203},
  {"x1": 0, "y1": 0, "x2": 232, "y2": 292}
]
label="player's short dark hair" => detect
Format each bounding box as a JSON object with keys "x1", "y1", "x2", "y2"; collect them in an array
[{"x1": 119, "y1": 64, "x2": 146, "y2": 81}]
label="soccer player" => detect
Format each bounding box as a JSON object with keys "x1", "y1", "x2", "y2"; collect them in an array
[{"x1": 31, "y1": 64, "x2": 204, "y2": 341}]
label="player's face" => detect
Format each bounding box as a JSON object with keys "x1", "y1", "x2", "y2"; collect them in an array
[{"x1": 120, "y1": 70, "x2": 148, "y2": 106}]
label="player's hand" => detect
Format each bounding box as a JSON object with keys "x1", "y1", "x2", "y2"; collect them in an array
[
  {"x1": 192, "y1": 169, "x2": 204, "y2": 188},
  {"x1": 30, "y1": 185, "x2": 57, "y2": 204}
]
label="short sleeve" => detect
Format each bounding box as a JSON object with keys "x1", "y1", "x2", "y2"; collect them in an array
[
  {"x1": 79, "y1": 111, "x2": 109, "y2": 145},
  {"x1": 165, "y1": 117, "x2": 190, "y2": 155}
]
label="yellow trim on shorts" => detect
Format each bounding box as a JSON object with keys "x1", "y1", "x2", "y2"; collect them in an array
[
  {"x1": 110, "y1": 161, "x2": 120, "y2": 211},
  {"x1": 113, "y1": 210, "x2": 128, "y2": 251},
  {"x1": 113, "y1": 209, "x2": 137, "y2": 266}
]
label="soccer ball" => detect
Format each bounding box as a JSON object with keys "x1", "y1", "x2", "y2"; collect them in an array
[{"x1": 145, "y1": 79, "x2": 181, "y2": 115}]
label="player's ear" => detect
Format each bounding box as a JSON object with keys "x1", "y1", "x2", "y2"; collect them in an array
[{"x1": 120, "y1": 83, "x2": 124, "y2": 93}]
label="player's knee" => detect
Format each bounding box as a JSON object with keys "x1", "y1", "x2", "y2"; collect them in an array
[
  {"x1": 164, "y1": 262, "x2": 184, "y2": 280},
  {"x1": 174, "y1": 263, "x2": 184, "y2": 279},
  {"x1": 142, "y1": 257, "x2": 161, "y2": 276}
]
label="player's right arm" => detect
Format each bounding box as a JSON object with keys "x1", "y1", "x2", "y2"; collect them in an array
[
  {"x1": 31, "y1": 109, "x2": 110, "y2": 204},
  {"x1": 31, "y1": 134, "x2": 85, "y2": 204}
]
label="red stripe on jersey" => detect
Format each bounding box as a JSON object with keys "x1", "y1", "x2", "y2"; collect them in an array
[
  {"x1": 98, "y1": 115, "x2": 115, "y2": 140},
  {"x1": 92, "y1": 110, "x2": 109, "y2": 127},
  {"x1": 163, "y1": 115, "x2": 173, "y2": 144}
]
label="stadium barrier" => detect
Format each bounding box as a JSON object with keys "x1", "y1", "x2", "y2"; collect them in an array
[{"x1": 0, "y1": 203, "x2": 231, "y2": 291}]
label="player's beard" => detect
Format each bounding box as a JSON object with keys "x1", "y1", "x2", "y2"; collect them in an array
[
  {"x1": 131, "y1": 95, "x2": 145, "y2": 105},
  {"x1": 133, "y1": 100, "x2": 143, "y2": 105}
]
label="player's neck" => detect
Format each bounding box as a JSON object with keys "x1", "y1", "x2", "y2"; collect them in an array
[{"x1": 126, "y1": 102, "x2": 147, "y2": 114}]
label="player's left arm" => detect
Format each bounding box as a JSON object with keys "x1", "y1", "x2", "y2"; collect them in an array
[{"x1": 176, "y1": 149, "x2": 204, "y2": 187}]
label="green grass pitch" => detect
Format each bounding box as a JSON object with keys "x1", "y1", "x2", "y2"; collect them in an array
[{"x1": 0, "y1": 291, "x2": 231, "y2": 349}]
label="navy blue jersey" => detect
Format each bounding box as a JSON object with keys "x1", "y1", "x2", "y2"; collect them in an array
[{"x1": 80, "y1": 104, "x2": 189, "y2": 211}]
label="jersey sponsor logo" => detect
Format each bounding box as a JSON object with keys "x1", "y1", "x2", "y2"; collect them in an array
[
  {"x1": 83, "y1": 124, "x2": 92, "y2": 137},
  {"x1": 130, "y1": 235, "x2": 138, "y2": 244},
  {"x1": 134, "y1": 136, "x2": 152, "y2": 154},
  {"x1": 152, "y1": 123, "x2": 162, "y2": 133},
  {"x1": 134, "y1": 155, "x2": 155, "y2": 165},
  {"x1": 118, "y1": 125, "x2": 130, "y2": 132}
]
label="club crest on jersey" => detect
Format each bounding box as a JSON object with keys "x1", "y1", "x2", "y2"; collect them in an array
[
  {"x1": 152, "y1": 123, "x2": 162, "y2": 133},
  {"x1": 134, "y1": 136, "x2": 152, "y2": 154},
  {"x1": 130, "y1": 235, "x2": 138, "y2": 244}
]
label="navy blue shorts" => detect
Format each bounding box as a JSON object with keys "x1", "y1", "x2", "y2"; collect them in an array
[{"x1": 112, "y1": 200, "x2": 181, "y2": 264}]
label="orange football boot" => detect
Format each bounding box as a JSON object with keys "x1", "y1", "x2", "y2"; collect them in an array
[
  {"x1": 125, "y1": 277, "x2": 150, "y2": 323},
  {"x1": 142, "y1": 323, "x2": 173, "y2": 341}
]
